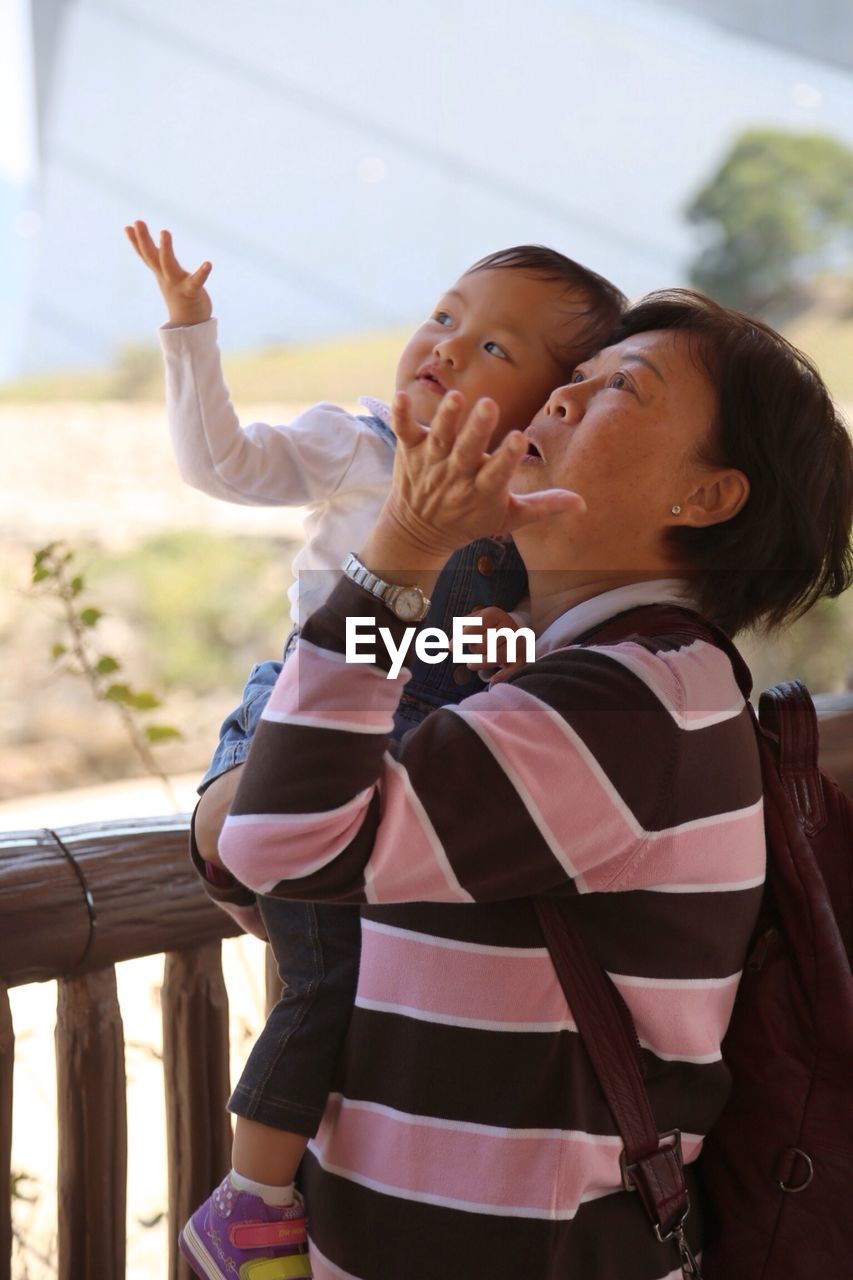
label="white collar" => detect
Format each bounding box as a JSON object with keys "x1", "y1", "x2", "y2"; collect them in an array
[
  {"x1": 535, "y1": 579, "x2": 695, "y2": 658},
  {"x1": 358, "y1": 396, "x2": 392, "y2": 426}
]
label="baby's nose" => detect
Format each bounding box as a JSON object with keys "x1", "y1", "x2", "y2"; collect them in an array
[{"x1": 433, "y1": 338, "x2": 460, "y2": 366}]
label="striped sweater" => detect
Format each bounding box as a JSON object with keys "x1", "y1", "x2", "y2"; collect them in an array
[{"x1": 219, "y1": 578, "x2": 765, "y2": 1280}]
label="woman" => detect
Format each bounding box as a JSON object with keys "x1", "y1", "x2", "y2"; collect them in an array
[{"x1": 203, "y1": 291, "x2": 853, "y2": 1279}]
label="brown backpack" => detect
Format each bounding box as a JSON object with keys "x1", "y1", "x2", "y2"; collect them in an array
[{"x1": 536, "y1": 605, "x2": 853, "y2": 1280}]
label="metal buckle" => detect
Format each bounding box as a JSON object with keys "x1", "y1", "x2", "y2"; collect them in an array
[
  {"x1": 653, "y1": 1192, "x2": 691, "y2": 1243},
  {"x1": 673, "y1": 1225, "x2": 702, "y2": 1277},
  {"x1": 778, "y1": 1146, "x2": 814, "y2": 1193},
  {"x1": 619, "y1": 1128, "x2": 683, "y2": 1194},
  {"x1": 618, "y1": 1131, "x2": 701, "y2": 1277}
]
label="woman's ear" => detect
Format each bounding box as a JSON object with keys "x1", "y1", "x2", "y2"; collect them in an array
[{"x1": 680, "y1": 467, "x2": 750, "y2": 528}]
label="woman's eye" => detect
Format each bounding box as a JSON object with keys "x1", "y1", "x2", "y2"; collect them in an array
[
  {"x1": 484, "y1": 341, "x2": 508, "y2": 359},
  {"x1": 609, "y1": 372, "x2": 632, "y2": 391},
  {"x1": 434, "y1": 311, "x2": 452, "y2": 326}
]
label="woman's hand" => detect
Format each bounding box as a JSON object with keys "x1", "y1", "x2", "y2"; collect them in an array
[
  {"x1": 124, "y1": 220, "x2": 213, "y2": 328},
  {"x1": 359, "y1": 391, "x2": 583, "y2": 586}
]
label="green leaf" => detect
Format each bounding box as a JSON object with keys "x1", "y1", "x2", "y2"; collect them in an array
[
  {"x1": 32, "y1": 566, "x2": 50, "y2": 583},
  {"x1": 70, "y1": 575, "x2": 84, "y2": 596},
  {"x1": 128, "y1": 690, "x2": 160, "y2": 711},
  {"x1": 51, "y1": 643, "x2": 67, "y2": 660},
  {"x1": 95, "y1": 655, "x2": 120, "y2": 675},
  {"x1": 144, "y1": 724, "x2": 182, "y2": 743},
  {"x1": 33, "y1": 543, "x2": 57, "y2": 564},
  {"x1": 79, "y1": 607, "x2": 103, "y2": 627},
  {"x1": 104, "y1": 682, "x2": 133, "y2": 704}
]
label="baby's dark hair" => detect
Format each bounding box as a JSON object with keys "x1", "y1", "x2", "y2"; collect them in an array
[{"x1": 466, "y1": 245, "x2": 627, "y2": 371}]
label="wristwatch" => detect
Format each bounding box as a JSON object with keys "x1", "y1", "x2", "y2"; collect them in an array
[{"x1": 342, "y1": 553, "x2": 431, "y2": 622}]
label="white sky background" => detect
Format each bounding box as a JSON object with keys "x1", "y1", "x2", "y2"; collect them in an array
[
  {"x1": 0, "y1": 0, "x2": 37, "y2": 376},
  {"x1": 0, "y1": 0, "x2": 35, "y2": 186},
  {"x1": 2, "y1": 0, "x2": 853, "y2": 377}
]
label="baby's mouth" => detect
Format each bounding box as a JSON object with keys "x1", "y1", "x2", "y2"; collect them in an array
[{"x1": 417, "y1": 368, "x2": 446, "y2": 394}]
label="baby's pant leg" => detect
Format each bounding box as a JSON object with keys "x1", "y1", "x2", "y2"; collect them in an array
[
  {"x1": 199, "y1": 641, "x2": 361, "y2": 1136},
  {"x1": 198, "y1": 658, "x2": 284, "y2": 792},
  {"x1": 228, "y1": 899, "x2": 362, "y2": 1137}
]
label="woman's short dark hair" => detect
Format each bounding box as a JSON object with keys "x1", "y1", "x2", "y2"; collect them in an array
[
  {"x1": 609, "y1": 289, "x2": 853, "y2": 635},
  {"x1": 466, "y1": 245, "x2": 627, "y2": 372}
]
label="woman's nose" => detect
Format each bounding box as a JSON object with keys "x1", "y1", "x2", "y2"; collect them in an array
[{"x1": 546, "y1": 383, "x2": 585, "y2": 421}]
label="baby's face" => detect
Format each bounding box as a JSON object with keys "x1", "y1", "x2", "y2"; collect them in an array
[{"x1": 396, "y1": 268, "x2": 589, "y2": 445}]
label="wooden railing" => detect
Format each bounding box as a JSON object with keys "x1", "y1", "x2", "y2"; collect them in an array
[
  {"x1": 0, "y1": 814, "x2": 242, "y2": 1280},
  {"x1": 0, "y1": 693, "x2": 851, "y2": 1280}
]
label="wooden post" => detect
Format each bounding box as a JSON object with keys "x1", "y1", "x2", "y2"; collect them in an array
[
  {"x1": 0, "y1": 985, "x2": 12, "y2": 1280},
  {"x1": 162, "y1": 945, "x2": 232, "y2": 1280},
  {"x1": 56, "y1": 968, "x2": 127, "y2": 1280}
]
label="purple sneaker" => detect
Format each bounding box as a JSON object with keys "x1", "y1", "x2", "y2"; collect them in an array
[{"x1": 179, "y1": 1174, "x2": 312, "y2": 1278}]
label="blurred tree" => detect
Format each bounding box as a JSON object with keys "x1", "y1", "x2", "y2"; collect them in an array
[{"x1": 686, "y1": 128, "x2": 853, "y2": 314}]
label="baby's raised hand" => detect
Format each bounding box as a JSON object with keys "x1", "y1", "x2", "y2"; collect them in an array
[
  {"x1": 463, "y1": 606, "x2": 530, "y2": 672},
  {"x1": 124, "y1": 220, "x2": 213, "y2": 328}
]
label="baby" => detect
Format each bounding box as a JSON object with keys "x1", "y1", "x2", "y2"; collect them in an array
[{"x1": 127, "y1": 219, "x2": 624, "y2": 1280}]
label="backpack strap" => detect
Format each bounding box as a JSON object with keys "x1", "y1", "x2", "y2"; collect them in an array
[
  {"x1": 758, "y1": 681, "x2": 827, "y2": 836},
  {"x1": 534, "y1": 603, "x2": 743, "y2": 1278},
  {"x1": 535, "y1": 898, "x2": 701, "y2": 1278}
]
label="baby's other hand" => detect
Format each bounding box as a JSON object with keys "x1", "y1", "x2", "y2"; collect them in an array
[
  {"x1": 125, "y1": 219, "x2": 213, "y2": 328},
  {"x1": 463, "y1": 606, "x2": 529, "y2": 670}
]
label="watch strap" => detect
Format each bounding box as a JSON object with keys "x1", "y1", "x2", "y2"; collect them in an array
[{"x1": 342, "y1": 553, "x2": 430, "y2": 621}]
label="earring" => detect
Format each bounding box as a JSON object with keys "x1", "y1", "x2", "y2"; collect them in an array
[{"x1": 671, "y1": 504, "x2": 682, "y2": 515}]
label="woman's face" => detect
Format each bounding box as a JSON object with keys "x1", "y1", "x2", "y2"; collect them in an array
[{"x1": 513, "y1": 329, "x2": 722, "y2": 569}]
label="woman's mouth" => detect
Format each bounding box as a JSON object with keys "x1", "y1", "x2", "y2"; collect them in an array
[{"x1": 521, "y1": 439, "x2": 544, "y2": 464}]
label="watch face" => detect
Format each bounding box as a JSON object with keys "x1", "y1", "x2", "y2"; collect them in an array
[{"x1": 393, "y1": 587, "x2": 425, "y2": 621}]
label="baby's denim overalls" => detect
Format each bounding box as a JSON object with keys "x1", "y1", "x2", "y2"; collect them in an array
[{"x1": 202, "y1": 417, "x2": 527, "y2": 1134}]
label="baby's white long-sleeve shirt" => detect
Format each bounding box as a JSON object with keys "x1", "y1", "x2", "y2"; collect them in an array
[{"x1": 159, "y1": 318, "x2": 395, "y2": 626}]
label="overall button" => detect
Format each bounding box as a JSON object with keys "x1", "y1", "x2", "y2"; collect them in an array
[{"x1": 476, "y1": 554, "x2": 494, "y2": 576}]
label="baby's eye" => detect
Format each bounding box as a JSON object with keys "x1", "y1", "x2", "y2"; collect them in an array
[
  {"x1": 570, "y1": 369, "x2": 585, "y2": 384},
  {"x1": 433, "y1": 311, "x2": 452, "y2": 326},
  {"x1": 484, "y1": 341, "x2": 508, "y2": 359}
]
